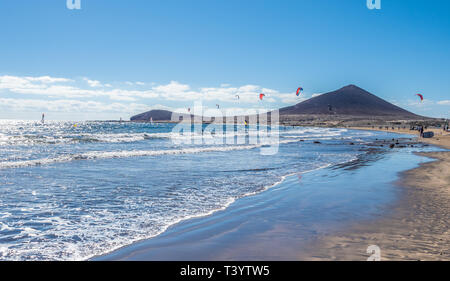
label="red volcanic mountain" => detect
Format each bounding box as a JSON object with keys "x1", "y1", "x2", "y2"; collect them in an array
[{"x1": 280, "y1": 85, "x2": 422, "y2": 119}]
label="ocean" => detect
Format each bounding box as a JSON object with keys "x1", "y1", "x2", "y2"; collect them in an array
[{"x1": 0, "y1": 120, "x2": 416, "y2": 260}]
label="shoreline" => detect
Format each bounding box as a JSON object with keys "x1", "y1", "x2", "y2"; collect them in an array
[
  {"x1": 347, "y1": 126, "x2": 450, "y2": 149},
  {"x1": 300, "y1": 150, "x2": 450, "y2": 260},
  {"x1": 298, "y1": 127, "x2": 450, "y2": 260},
  {"x1": 91, "y1": 163, "x2": 334, "y2": 261},
  {"x1": 96, "y1": 131, "x2": 443, "y2": 261}
]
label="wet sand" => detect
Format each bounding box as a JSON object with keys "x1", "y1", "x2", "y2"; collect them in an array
[
  {"x1": 300, "y1": 151, "x2": 450, "y2": 260},
  {"x1": 300, "y1": 127, "x2": 450, "y2": 260}
]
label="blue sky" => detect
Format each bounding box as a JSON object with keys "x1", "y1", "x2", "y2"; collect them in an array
[{"x1": 0, "y1": 0, "x2": 449, "y2": 120}]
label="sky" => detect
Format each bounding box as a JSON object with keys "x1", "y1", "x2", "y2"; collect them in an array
[{"x1": 0, "y1": 0, "x2": 449, "y2": 120}]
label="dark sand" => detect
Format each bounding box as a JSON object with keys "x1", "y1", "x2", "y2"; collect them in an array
[
  {"x1": 300, "y1": 151, "x2": 450, "y2": 260},
  {"x1": 297, "y1": 128, "x2": 450, "y2": 260}
]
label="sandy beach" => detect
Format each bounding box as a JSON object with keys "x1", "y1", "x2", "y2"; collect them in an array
[
  {"x1": 299, "y1": 127, "x2": 450, "y2": 260},
  {"x1": 96, "y1": 129, "x2": 449, "y2": 261}
]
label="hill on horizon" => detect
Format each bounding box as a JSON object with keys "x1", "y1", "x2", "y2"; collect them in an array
[
  {"x1": 279, "y1": 84, "x2": 422, "y2": 119},
  {"x1": 130, "y1": 85, "x2": 429, "y2": 122},
  {"x1": 130, "y1": 109, "x2": 173, "y2": 121},
  {"x1": 130, "y1": 109, "x2": 195, "y2": 122}
]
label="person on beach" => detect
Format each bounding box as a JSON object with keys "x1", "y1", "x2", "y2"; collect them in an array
[{"x1": 419, "y1": 126, "x2": 424, "y2": 138}]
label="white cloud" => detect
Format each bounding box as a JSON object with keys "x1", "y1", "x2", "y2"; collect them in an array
[
  {"x1": 437, "y1": 100, "x2": 450, "y2": 105},
  {"x1": 0, "y1": 75, "x2": 298, "y2": 104},
  {"x1": 125, "y1": 81, "x2": 146, "y2": 86},
  {"x1": 277, "y1": 93, "x2": 305, "y2": 104},
  {"x1": 154, "y1": 81, "x2": 190, "y2": 93},
  {"x1": 0, "y1": 75, "x2": 161, "y2": 100},
  {"x1": 0, "y1": 97, "x2": 148, "y2": 114},
  {"x1": 238, "y1": 85, "x2": 260, "y2": 92},
  {"x1": 83, "y1": 78, "x2": 102, "y2": 87},
  {"x1": 0, "y1": 74, "x2": 308, "y2": 119},
  {"x1": 389, "y1": 99, "x2": 401, "y2": 106},
  {"x1": 407, "y1": 99, "x2": 434, "y2": 107},
  {"x1": 171, "y1": 106, "x2": 273, "y2": 117},
  {"x1": 311, "y1": 93, "x2": 322, "y2": 98},
  {"x1": 0, "y1": 75, "x2": 48, "y2": 90},
  {"x1": 25, "y1": 76, "x2": 72, "y2": 84},
  {"x1": 197, "y1": 85, "x2": 294, "y2": 104}
]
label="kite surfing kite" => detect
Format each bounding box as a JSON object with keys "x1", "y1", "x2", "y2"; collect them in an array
[
  {"x1": 296, "y1": 87, "x2": 303, "y2": 96},
  {"x1": 235, "y1": 95, "x2": 240, "y2": 100},
  {"x1": 416, "y1": 93, "x2": 424, "y2": 102},
  {"x1": 259, "y1": 93, "x2": 265, "y2": 100}
]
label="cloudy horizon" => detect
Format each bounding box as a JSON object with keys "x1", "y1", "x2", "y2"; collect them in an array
[{"x1": 1, "y1": 1, "x2": 449, "y2": 120}]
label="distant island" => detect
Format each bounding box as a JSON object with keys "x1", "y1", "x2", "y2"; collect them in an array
[{"x1": 130, "y1": 85, "x2": 442, "y2": 127}]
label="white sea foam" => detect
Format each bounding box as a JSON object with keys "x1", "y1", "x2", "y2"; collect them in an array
[
  {"x1": 0, "y1": 138, "x2": 302, "y2": 169},
  {"x1": 0, "y1": 124, "x2": 352, "y2": 146},
  {"x1": 86, "y1": 158, "x2": 354, "y2": 261},
  {"x1": 5, "y1": 160, "x2": 340, "y2": 261}
]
